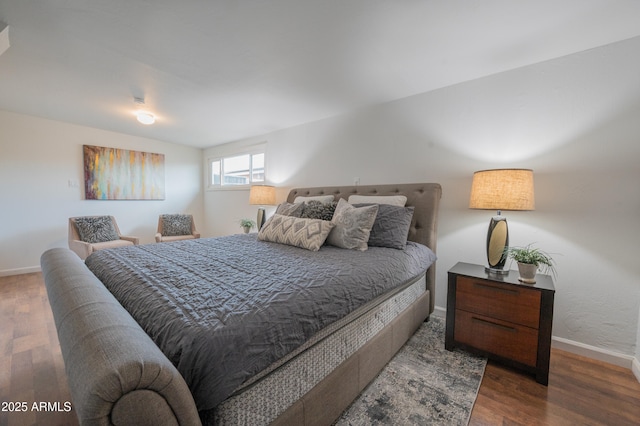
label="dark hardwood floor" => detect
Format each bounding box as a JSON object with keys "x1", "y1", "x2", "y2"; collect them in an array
[
  {"x1": 2, "y1": 272, "x2": 640, "y2": 425},
  {"x1": 471, "y1": 353, "x2": 640, "y2": 425}
]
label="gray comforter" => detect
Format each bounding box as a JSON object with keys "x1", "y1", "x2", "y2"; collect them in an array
[{"x1": 85, "y1": 234, "x2": 436, "y2": 411}]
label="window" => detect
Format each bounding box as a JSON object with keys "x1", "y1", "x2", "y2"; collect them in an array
[{"x1": 209, "y1": 149, "x2": 265, "y2": 188}]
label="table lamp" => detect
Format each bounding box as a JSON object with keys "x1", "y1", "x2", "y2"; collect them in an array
[
  {"x1": 469, "y1": 169, "x2": 535, "y2": 274},
  {"x1": 249, "y1": 185, "x2": 276, "y2": 230}
]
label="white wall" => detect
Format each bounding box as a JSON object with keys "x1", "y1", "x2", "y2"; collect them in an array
[
  {"x1": 0, "y1": 110, "x2": 204, "y2": 274},
  {"x1": 205, "y1": 36, "x2": 640, "y2": 358}
]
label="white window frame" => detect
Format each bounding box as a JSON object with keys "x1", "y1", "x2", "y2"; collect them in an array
[{"x1": 207, "y1": 144, "x2": 266, "y2": 190}]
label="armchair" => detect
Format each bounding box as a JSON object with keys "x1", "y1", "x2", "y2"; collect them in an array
[
  {"x1": 155, "y1": 214, "x2": 200, "y2": 243},
  {"x1": 69, "y1": 216, "x2": 139, "y2": 259}
]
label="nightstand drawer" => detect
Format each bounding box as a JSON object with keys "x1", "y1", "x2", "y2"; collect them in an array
[
  {"x1": 454, "y1": 309, "x2": 538, "y2": 367},
  {"x1": 456, "y1": 276, "x2": 541, "y2": 328}
]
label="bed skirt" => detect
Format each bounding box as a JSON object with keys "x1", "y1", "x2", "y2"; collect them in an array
[{"x1": 212, "y1": 274, "x2": 429, "y2": 425}]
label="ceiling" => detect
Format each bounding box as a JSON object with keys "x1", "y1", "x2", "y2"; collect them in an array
[{"x1": 1, "y1": 1, "x2": 640, "y2": 149}]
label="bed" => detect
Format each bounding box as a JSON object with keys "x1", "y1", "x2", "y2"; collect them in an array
[{"x1": 41, "y1": 182, "x2": 441, "y2": 425}]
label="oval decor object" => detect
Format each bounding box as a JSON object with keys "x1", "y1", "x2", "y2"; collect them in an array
[
  {"x1": 487, "y1": 218, "x2": 508, "y2": 268},
  {"x1": 517, "y1": 262, "x2": 538, "y2": 284}
]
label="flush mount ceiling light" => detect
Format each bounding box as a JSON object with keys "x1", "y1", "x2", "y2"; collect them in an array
[
  {"x1": 136, "y1": 111, "x2": 155, "y2": 125},
  {"x1": 133, "y1": 97, "x2": 156, "y2": 125}
]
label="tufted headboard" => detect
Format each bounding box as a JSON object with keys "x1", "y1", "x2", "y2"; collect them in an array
[{"x1": 287, "y1": 183, "x2": 442, "y2": 313}]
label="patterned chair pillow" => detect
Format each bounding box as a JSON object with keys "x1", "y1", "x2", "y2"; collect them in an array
[
  {"x1": 326, "y1": 199, "x2": 379, "y2": 251},
  {"x1": 74, "y1": 216, "x2": 119, "y2": 243},
  {"x1": 162, "y1": 214, "x2": 193, "y2": 236},
  {"x1": 258, "y1": 214, "x2": 335, "y2": 251}
]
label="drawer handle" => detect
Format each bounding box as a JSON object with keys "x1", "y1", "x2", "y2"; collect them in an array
[
  {"x1": 472, "y1": 316, "x2": 517, "y2": 333},
  {"x1": 473, "y1": 282, "x2": 519, "y2": 295}
]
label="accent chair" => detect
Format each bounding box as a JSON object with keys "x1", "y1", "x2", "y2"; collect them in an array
[
  {"x1": 155, "y1": 214, "x2": 200, "y2": 243},
  {"x1": 68, "y1": 215, "x2": 139, "y2": 259}
]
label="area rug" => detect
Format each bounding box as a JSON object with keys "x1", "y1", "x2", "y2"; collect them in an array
[{"x1": 335, "y1": 316, "x2": 487, "y2": 425}]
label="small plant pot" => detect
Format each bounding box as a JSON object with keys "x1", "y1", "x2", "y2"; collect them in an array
[
  {"x1": 517, "y1": 262, "x2": 538, "y2": 284},
  {"x1": 243, "y1": 226, "x2": 251, "y2": 234}
]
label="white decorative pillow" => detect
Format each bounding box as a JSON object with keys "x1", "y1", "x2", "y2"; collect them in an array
[
  {"x1": 347, "y1": 194, "x2": 407, "y2": 206},
  {"x1": 293, "y1": 195, "x2": 335, "y2": 204},
  {"x1": 258, "y1": 214, "x2": 335, "y2": 251},
  {"x1": 327, "y1": 199, "x2": 379, "y2": 251}
]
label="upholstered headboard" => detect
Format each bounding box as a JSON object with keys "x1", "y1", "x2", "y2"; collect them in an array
[{"x1": 287, "y1": 182, "x2": 442, "y2": 313}]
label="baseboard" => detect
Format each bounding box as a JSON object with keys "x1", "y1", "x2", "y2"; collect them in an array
[
  {"x1": 0, "y1": 265, "x2": 41, "y2": 277},
  {"x1": 552, "y1": 336, "x2": 636, "y2": 370},
  {"x1": 632, "y1": 357, "x2": 640, "y2": 383},
  {"x1": 432, "y1": 305, "x2": 446, "y2": 319}
]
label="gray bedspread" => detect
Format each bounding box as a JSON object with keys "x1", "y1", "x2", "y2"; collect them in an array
[{"x1": 84, "y1": 234, "x2": 436, "y2": 412}]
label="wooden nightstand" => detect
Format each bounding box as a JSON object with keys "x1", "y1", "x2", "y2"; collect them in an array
[{"x1": 445, "y1": 262, "x2": 555, "y2": 385}]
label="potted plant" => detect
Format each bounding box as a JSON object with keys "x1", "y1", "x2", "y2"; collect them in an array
[
  {"x1": 504, "y1": 244, "x2": 556, "y2": 284},
  {"x1": 240, "y1": 219, "x2": 256, "y2": 234}
]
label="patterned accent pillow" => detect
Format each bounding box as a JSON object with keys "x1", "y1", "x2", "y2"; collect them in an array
[
  {"x1": 355, "y1": 204, "x2": 415, "y2": 249},
  {"x1": 275, "y1": 202, "x2": 304, "y2": 217},
  {"x1": 300, "y1": 200, "x2": 338, "y2": 221},
  {"x1": 258, "y1": 214, "x2": 335, "y2": 251},
  {"x1": 162, "y1": 214, "x2": 192, "y2": 236},
  {"x1": 74, "y1": 216, "x2": 119, "y2": 243},
  {"x1": 293, "y1": 195, "x2": 335, "y2": 204},
  {"x1": 326, "y1": 199, "x2": 379, "y2": 251}
]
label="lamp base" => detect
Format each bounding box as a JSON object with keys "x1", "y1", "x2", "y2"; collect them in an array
[
  {"x1": 485, "y1": 266, "x2": 509, "y2": 275},
  {"x1": 256, "y1": 207, "x2": 266, "y2": 230},
  {"x1": 486, "y1": 215, "x2": 509, "y2": 270}
]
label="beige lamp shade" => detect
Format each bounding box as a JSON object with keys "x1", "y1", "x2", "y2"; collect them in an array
[
  {"x1": 249, "y1": 185, "x2": 276, "y2": 205},
  {"x1": 469, "y1": 169, "x2": 535, "y2": 211}
]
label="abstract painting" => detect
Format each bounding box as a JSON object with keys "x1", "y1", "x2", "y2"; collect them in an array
[{"x1": 83, "y1": 145, "x2": 165, "y2": 200}]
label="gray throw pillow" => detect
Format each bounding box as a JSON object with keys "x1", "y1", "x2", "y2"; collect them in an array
[
  {"x1": 355, "y1": 203, "x2": 415, "y2": 249},
  {"x1": 162, "y1": 214, "x2": 192, "y2": 236},
  {"x1": 275, "y1": 202, "x2": 304, "y2": 217},
  {"x1": 74, "y1": 216, "x2": 119, "y2": 243},
  {"x1": 327, "y1": 199, "x2": 378, "y2": 251}
]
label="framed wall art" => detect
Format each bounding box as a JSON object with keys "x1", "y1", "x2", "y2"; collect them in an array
[{"x1": 83, "y1": 145, "x2": 165, "y2": 200}]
